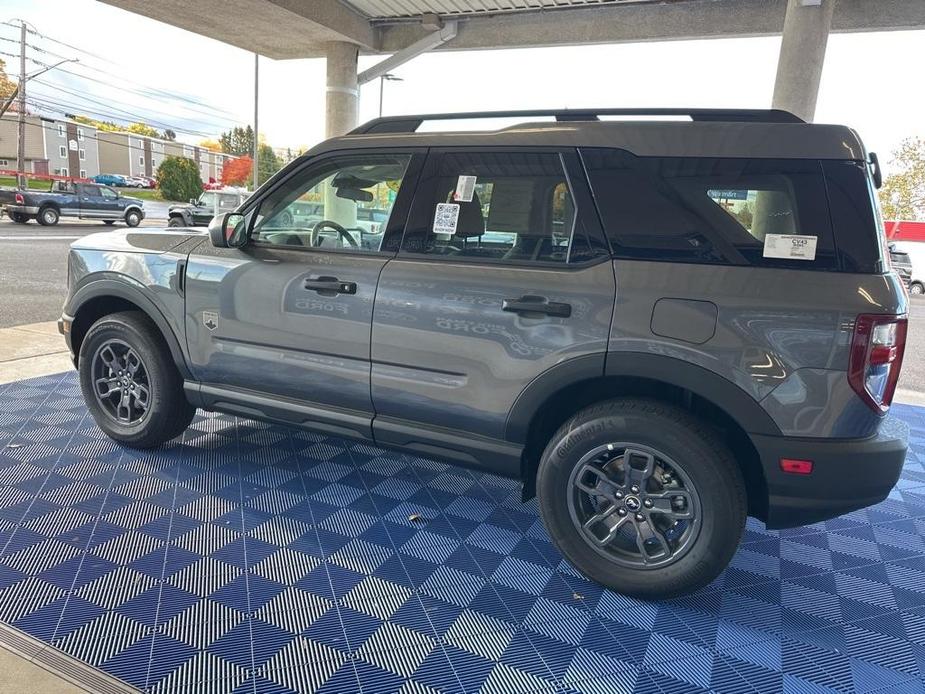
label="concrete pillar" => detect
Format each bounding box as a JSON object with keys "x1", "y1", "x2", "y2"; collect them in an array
[
  {"x1": 325, "y1": 41, "x2": 359, "y2": 138},
  {"x1": 771, "y1": 0, "x2": 836, "y2": 122}
]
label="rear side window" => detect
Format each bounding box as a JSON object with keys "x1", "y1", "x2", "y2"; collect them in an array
[
  {"x1": 582, "y1": 148, "x2": 838, "y2": 270},
  {"x1": 821, "y1": 160, "x2": 885, "y2": 273},
  {"x1": 401, "y1": 151, "x2": 606, "y2": 265}
]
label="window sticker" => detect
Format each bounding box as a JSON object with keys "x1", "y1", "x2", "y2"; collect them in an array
[
  {"x1": 763, "y1": 234, "x2": 817, "y2": 260},
  {"x1": 453, "y1": 175, "x2": 477, "y2": 202},
  {"x1": 433, "y1": 202, "x2": 460, "y2": 235}
]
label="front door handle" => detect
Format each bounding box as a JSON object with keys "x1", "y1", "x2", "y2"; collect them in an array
[
  {"x1": 303, "y1": 276, "x2": 357, "y2": 296},
  {"x1": 502, "y1": 295, "x2": 571, "y2": 318}
]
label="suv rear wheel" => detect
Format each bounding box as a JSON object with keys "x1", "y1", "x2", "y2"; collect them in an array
[
  {"x1": 78, "y1": 311, "x2": 195, "y2": 448},
  {"x1": 536, "y1": 398, "x2": 746, "y2": 599},
  {"x1": 911, "y1": 282, "x2": 924, "y2": 296}
]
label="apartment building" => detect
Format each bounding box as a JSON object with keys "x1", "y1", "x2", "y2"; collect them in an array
[
  {"x1": 2, "y1": 113, "x2": 236, "y2": 184},
  {"x1": 0, "y1": 114, "x2": 100, "y2": 179},
  {"x1": 99, "y1": 134, "x2": 232, "y2": 183}
]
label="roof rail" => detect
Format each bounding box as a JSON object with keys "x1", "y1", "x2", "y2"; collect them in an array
[{"x1": 349, "y1": 108, "x2": 804, "y2": 135}]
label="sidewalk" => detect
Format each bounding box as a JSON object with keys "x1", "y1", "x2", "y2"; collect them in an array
[{"x1": 0, "y1": 321, "x2": 73, "y2": 385}]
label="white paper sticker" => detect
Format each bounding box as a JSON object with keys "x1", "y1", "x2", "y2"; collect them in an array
[
  {"x1": 763, "y1": 234, "x2": 817, "y2": 261},
  {"x1": 453, "y1": 175, "x2": 477, "y2": 202},
  {"x1": 433, "y1": 203, "x2": 460, "y2": 235}
]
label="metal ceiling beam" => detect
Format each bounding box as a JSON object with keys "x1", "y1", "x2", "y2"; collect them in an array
[
  {"x1": 377, "y1": 0, "x2": 925, "y2": 53},
  {"x1": 358, "y1": 20, "x2": 458, "y2": 85}
]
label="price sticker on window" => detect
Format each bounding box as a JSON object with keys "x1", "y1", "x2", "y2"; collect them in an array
[
  {"x1": 453, "y1": 175, "x2": 477, "y2": 202},
  {"x1": 763, "y1": 234, "x2": 817, "y2": 261}
]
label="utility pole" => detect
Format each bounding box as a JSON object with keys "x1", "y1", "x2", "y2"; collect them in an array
[
  {"x1": 252, "y1": 53, "x2": 258, "y2": 191},
  {"x1": 16, "y1": 21, "x2": 26, "y2": 188}
]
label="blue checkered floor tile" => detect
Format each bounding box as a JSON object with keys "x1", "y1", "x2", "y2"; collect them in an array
[{"x1": 2, "y1": 373, "x2": 925, "y2": 694}]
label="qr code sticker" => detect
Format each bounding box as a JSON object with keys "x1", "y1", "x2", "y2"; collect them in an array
[{"x1": 433, "y1": 203, "x2": 460, "y2": 235}]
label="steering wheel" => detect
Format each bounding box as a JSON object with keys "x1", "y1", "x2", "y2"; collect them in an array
[{"x1": 312, "y1": 219, "x2": 358, "y2": 248}]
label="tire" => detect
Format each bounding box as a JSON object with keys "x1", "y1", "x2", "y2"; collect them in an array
[
  {"x1": 167, "y1": 216, "x2": 184, "y2": 228},
  {"x1": 911, "y1": 282, "x2": 924, "y2": 296},
  {"x1": 104, "y1": 220, "x2": 115, "y2": 225},
  {"x1": 78, "y1": 311, "x2": 195, "y2": 448},
  {"x1": 536, "y1": 398, "x2": 746, "y2": 600},
  {"x1": 37, "y1": 206, "x2": 59, "y2": 226},
  {"x1": 9, "y1": 211, "x2": 28, "y2": 224},
  {"x1": 125, "y1": 209, "x2": 141, "y2": 227}
]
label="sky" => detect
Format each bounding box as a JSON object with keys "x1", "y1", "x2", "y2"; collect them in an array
[{"x1": 0, "y1": 0, "x2": 922, "y2": 174}]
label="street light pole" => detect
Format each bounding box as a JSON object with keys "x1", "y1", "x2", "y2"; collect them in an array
[
  {"x1": 253, "y1": 53, "x2": 259, "y2": 191},
  {"x1": 378, "y1": 73, "x2": 403, "y2": 118}
]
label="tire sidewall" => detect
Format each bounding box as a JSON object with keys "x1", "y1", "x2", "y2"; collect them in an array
[
  {"x1": 39, "y1": 207, "x2": 59, "y2": 226},
  {"x1": 537, "y1": 403, "x2": 745, "y2": 598},
  {"x1": 912, "y1": 283, "x2": 924, "y2": 295},
  {"x1": 125, "y1": 210, "x2": 141, "y2": 227},
  {"x1": 167, "y1": 217, "x2": 183, "y2": 227},
  {"x1": 78, "y1": 316, "x2": 173, "y2": 445}
]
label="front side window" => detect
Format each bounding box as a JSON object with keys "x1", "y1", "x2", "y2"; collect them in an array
[
  {"x1": 250, "y1": 153, "x2": 411, "y2": 253},
  {"x1": 401, "y1": 151, "x2": 594, "y2": 265},
  {"x1": 582, "y1": 149, "x2": 836, "y2": 269},
  {"x1": 100, "y1": 187, "x2": 117, "y2": 200}
]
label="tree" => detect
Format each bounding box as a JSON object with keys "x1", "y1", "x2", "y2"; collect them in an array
[
  {"x1": 0, "y1": 59, "x2": 16, "y2": 101},
  {"x1": 126, "y1": 122, "x2": 159, "y2": 137},
  {"x1": 200, "y1": 139, "x2": 222, "y2": 152},
  {"x1": 162, "y1": 129, "x2": 176, "y2": 141},
  {"x1": 221, "y1": 156, "x2": 252, "y2": 187},
  {"x1": 219, "y1": 126, "x2": 254, "y2": 156},
  {"x1": 257, "y1": 143, "x2": 281, "y2": 185},
  {"x1": 157, "y1": 156, "x2": 202, "y2": 202},
  {"x1": 880, "y1": 137, "x2": 925, "y2": 221}
]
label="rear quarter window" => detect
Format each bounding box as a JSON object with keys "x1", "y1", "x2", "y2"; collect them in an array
[{"x1": 581, "y1": 148, "x2": 839, "y2": 270}]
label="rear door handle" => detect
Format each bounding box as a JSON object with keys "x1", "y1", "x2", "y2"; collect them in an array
[
  {"x1": 303, "y1": 276, "x2": 357, "y2": 295},
  {"x1": 502, "y1": 295, "x2": 571, "y2": 318}
]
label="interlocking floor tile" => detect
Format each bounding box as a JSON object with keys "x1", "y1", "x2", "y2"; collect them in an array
[{"x1": 2, "y1": 372, "x2": 925, "y2": 692}]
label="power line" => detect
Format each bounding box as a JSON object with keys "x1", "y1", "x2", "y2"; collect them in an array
[
  {"x1": 6, "y1": 24, "x2": 243, "y2": 117},
  {"x1": 26, "y1": 94, "x2": 222, "y2": 139},
  {"x1": 31, "y1": 78, "x2": 239, "y2": 132}
]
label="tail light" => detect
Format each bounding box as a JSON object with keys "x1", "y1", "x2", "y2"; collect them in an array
[
  {"x1": 14, "y1": 193, "x2": 23, "y2": 204},
  {"x1": 848, "y1": 314, "x2": 907, "y2": 413}
]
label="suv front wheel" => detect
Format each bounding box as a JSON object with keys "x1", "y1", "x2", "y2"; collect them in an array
[
  {"x1": 537, "y1": 398, "x2": 746, "y2": 600},
  {"x1": 78, "y1": 311, "x2": 195, "y2": 448}
]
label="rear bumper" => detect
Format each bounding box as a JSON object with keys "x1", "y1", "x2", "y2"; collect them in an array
[
  {"x1": 753, "y1": 415, "x2": 909, "y2": 529},
  {"x1": 4, "y1": 204, "x2": 39, "y2": 214}
]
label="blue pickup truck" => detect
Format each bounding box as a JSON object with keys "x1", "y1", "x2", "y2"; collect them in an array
[{"x1": 0, "y1": 182, "x2": 145, "y2": 226}]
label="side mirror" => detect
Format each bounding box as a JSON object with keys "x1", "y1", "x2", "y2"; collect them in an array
[
  {"x1": 208, "y1": 212, "x2": 247, "y2": 248},
  {"x1": 190, "y1": 198, "x2": 198, "y2": 205}
]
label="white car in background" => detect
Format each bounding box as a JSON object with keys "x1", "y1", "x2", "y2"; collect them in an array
[
  {"x1": 123, "y1": 176, "x2": 148, "y2": 188},
  {"x1": 892, "y1": 241, "x2": 925, "y2": 295}
]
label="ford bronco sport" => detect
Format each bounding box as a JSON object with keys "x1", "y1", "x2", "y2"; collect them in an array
[{"x1": 59, "y1": 108, "x2": 909, "y2": 599}]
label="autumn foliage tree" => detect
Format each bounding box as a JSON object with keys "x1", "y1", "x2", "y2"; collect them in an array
[
  {"x1": 880, "y1": 137, "x2": 925, "y2": 221},
  {"x1": 221, "y1": 156, "x2": 252, "y2": 187}
]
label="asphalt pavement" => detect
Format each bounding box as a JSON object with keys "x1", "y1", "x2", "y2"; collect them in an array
[{"x1": 0, "y1": 217, "x2": 922, "y2": 394}]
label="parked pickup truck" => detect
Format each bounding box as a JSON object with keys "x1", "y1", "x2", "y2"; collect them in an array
[{"x1": 0, "y1": 182, "x2": 145, "y2": 226}]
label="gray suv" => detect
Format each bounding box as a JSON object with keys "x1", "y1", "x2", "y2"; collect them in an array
[{"x1": 59, "y1": 109, "x2": 909, "y2": 599}]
